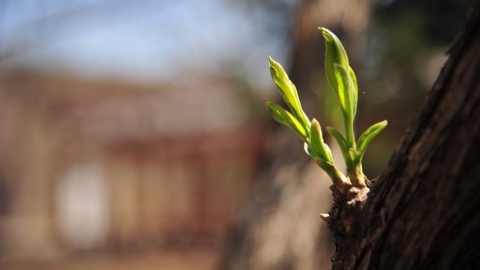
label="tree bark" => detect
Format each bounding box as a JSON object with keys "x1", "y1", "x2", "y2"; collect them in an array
[{"x1": 329, "y1": 7, "x2": 480, "y2": 270}]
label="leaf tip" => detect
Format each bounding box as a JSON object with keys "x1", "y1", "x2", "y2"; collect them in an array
[
  {"x1": 377, "y1": 120, "x2": 388, "y2": 129},
  {"x1": 268, "y1": 56, "x2": 276, "y2": 66},
  {"x1": 318, "y1": 27, "x2": 333, "y2": 40},
  {"x1": 268, "y1": 57, "x2": 280, "y2": 78}
]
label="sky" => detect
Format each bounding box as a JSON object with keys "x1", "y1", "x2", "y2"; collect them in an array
[{"x1": 0, "y1": 0, "x2": 294, "y2": 86}]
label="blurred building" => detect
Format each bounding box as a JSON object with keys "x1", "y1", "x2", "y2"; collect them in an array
[{"x1": 0, "y1": 70, "x2": 264, "y2": 260}]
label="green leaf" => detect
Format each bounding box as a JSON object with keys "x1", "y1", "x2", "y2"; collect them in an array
[
  {"x1": 348, "y1": 66, "x2": 358, "y2": 118},
  {"x1": 319, "y1": 28, "x2": 349, "y2": 93},
  {"x1": 309, "y1": 119, "x2": 333, "y2": 163},
  {"x1": 264, "y1": 100, "x2": 307, "y2": 141},
  {"x1": 304, "y1": 143, "x2": 315, "y2": 158},
  {"x1": 326, "y1": 126, "x2": 350, "y2": 162},
  {"x1": 348, "y1": 148, "x2": 359, "y2": 163},
  {"x1": 268, "y1": 57, "x2": 310, "y2": 130},
  {"x1": 323, "y1": 143, "x2": 334, "y2": 164},
  {"x1": 333, "y1": 64, "x2": 356, "y2": 123},
  {"x1": 356, "y1": 120, "x2": 388, "y2": 160}
]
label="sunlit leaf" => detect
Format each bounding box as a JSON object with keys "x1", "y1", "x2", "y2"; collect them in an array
[
  {"x1": 348, "y1": 148, "x2": 359, "y2": 163},
  {"x1": 264, "y1": 100, "x2": 307, "y2": 141},
  {"x1": 309, "y1": 119, "x2": 333, "y2": 163},
  {"x1": 326, "y1": 126, "x2": 350, "y2": 163},
  {"x1": 333, "y1": 64, "x2": 355, "y2": 123},
  {"x1": 348, "y1": 66, "x2": 358, "y2": 118},
  {"x1": 323, "y1": 143, "x2": 334, "y2": 164},
  {"x1": 356, "y1": 120, "x2": 388, "y2": 160},
  {"x1": 304, "y1": 143, "x2": 315, "y2": 158},
  {"x1": 320, "y1": 28, "x2": 349, "y2": 93},
  {"x1": 268, "y1": 57, "x2": 310, "y2": 130}
]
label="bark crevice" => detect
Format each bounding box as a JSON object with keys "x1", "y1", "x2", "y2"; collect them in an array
[{"x1": 329, "y1": 8, "x2": 480, "y2": 270}]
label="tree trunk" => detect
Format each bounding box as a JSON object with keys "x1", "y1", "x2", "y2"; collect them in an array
[
  {"x1": 329, "y1": 7, "x2": 480, "y2": 270},
  {"x1": 219, "y1": 0, "x2": 370, "y2": 269}
]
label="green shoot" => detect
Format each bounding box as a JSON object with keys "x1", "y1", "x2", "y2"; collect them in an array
[{"x1": 264, "y1": 28, "x2": 387, "y2": 192}]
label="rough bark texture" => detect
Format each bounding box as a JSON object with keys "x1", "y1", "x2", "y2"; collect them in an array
[{"x1": 329, "y1": 8, "x2": 480, "y2": 270}]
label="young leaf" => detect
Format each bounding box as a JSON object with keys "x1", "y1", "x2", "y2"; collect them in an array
[
  {"x1": 268, "y1": 57, "x2": 310, "y2": 130},
  {"x1": 356, "y1": 120, "x2": 388, "y2": 160},
  {"x1": 323, "y1": 143, "x2": 334, "y2": 164},
  {"x1": 304, "y1": 143, "x2": 315, "y2": 158},
  {"x1": 264, "y1": 100, "x2": 307, "y2": 141},
  {"x1": 348, "y1": 148, "x2": 359, "y2": 164},
  {"x1": 310, "y1": 119, "x2": 333, "y2": 163},
  {"x1": 319, "y1": 27, "x2": 349, "y2": 92},
  {"x1": 348, "y1": 66, "x2": 358, "y2": 117},
  {"x1": 333, "y1": 64, "x2": 356, "y2": 123},
  {"x1": 326, "y1": 126, "x2": 350, "y2": 163}
]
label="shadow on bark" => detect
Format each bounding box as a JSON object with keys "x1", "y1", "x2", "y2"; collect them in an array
[{"x1": 328, "y1": 7, "x2": 480, "y2": 270}]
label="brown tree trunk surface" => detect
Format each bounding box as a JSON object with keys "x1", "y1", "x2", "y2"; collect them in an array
[{"x1": 329, "y1": 8, "x2": 480, "y2": 270}]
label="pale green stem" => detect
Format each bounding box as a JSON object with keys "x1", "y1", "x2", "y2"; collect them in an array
[
  {"x1": 344, "y1": 117, "x2": 356, "y2": 150},
  {"x1": 316, "y1": 160, "x2": 351, "y2": 194}
]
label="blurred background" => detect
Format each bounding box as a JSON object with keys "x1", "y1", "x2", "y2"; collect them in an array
[{"x1": 0, "y1": 0, "x2": 472, "y2": 269}]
